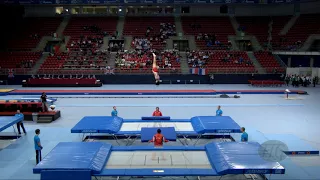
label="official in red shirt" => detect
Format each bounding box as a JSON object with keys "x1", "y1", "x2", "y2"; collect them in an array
[{"x1": 152, "y1": 107, "x2": 162, "y2": 116}]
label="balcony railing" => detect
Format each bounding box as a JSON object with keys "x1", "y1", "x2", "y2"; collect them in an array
[{"x1": 0, "y1": 67, "x2": 285, "y2": 76}]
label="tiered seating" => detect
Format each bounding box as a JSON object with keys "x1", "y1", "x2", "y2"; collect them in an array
[
  {"x1": 7, "y1": 17, "x2": 62, "y2": 51},
  {"x1": 236, "y1": 16, "x2": 270, "y2": 44},
  {"x1": 123, "y1": 17, "x2": 175, "y2": 49},
  {"x1": 281, "y1": 14, "x2": 320, "y2": 50},
  {"x1": 0, "y1": 52, "x2": 42, "y2": 68},
  {"x1": 254, "y1": 51, "x2": 284, "y2": 73},
  {"x1": 236, "y1": 16, "x2": 291, "y2": 46},
  {"x1": 270, "y1": 16, "x2": 292, "y2": 49},
  {"x1": 187, "y1": 51, "x2": 255, "y2": 73},
  {"x1": 181, "y1": 17, "x2": 234, "y2": 49},
  {"x1": 38, "y1": 53, "x2": 68, "y2": 74},
  {"x1": 63, "y1": 17, "x2": 118, "y2": 51},
  {"x1": 249, "y1": 80, "x2": 285, "y2": 87},
  {"x1": 115, "y1": 50, "x2": 181, "y2": 74}
]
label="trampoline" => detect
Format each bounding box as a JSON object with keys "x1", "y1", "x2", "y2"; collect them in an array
[
  {"x1": 0, "y1": 116, "x2": 24, "y2": 137},
  {"x1": 71, "y1": 116, "x2": 242, "y2": 145},
  {"x1": 0, "y1": 97, "x2": 56, "y2": 105},
  {"x1": 33, "y1": 142, "x2": 285, "y2": 180}
]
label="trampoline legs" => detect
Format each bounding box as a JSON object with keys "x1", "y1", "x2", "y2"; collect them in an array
[
  {"x1": 12, "y1": 125, "x2": 18, "y2": 139},
  {"x1": 193, "y1": 135, "x2": 202, "y2": 146},
  {"x1": 81, "y1": 133, "x2": 86, "y2": 141},
  {"x1": 112, "y1": 135, "x2": 121, "y2": 145}
]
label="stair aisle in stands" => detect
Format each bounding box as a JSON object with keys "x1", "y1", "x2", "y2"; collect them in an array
[
  {"x1": 179, "y1": 52, "x2": 189, "y2": 74},
  {"x1": 247, "y1": 51, "x2": 265, "y2": 74},
  {"x1": 30, "y1": 52, "x2": 50, "y2": 74},
  {"x1": 174, "y1": 16, "x2": 184, "y2": 37},
  {"x1": 116, "y1": 16, "x2": 125, "y2": 38},
  {"x1": 56, "y1": 16, "x2": 71, "y2": 37}
]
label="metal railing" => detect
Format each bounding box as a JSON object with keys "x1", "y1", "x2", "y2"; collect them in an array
[{"x1": 0, "y1": 67, "x2": 286, "y2": 75}]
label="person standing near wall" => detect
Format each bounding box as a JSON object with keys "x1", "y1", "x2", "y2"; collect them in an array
[{"x1": 34, "y1": 129, "x2": 43, "y2": 165}]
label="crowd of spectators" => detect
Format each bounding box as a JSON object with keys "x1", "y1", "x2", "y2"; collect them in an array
[
  {"x1": 196, "y1": 33, "x2": 231, "y2": 50},
  {"x1": 220, "y1": 52, "x2": 253, "y2": 66},
  {"x1": 62, "y1": 49, "x2": 110, "y2": 69},
  {"x1": 82, "y1": 25, "x2": 116, "y2": 38},
  {"x1": 69, "y1": 35, "x2": 104, "y2": 51},
  {"x1": 18, "y1": 60, "x2": 34, "y2": 68},
  {"x1": 109, "y1": 41, "x2": 124, "y2": 52},
  {"x1": 130, "y1": 22, "x2": 176, "y2": 50},
  {"x1": 187, "y1": 50, "x2": 253, "y2": 68},
  {"x1": 131, "y1": 38, "x2": 153, "y2": 51},
  {"x1": 115, "y1": 49, "x2": 180, "y2": 71},
  {"x1": 187, "y1": 50, "x2": 210, "y2": 68}
]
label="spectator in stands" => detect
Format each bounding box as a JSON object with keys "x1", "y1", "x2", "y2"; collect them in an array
[
  {"x1": 34, "y1": 129, "x2": 43, "y2": 165},
  {"x1": 41, "y1": 92, "x2": 48, "y2": 112},
  {"x1": 111, "y1": 106, "x2": 118, "y2": 117},
  {"x1": 240, "y1": 127, "x2": 248, "y2": 142},
  {"x1": 153, "y1": 107, "x2": 163, "y2": 117},
  {"x1": 216, "y1": 106, "x2": 223, "y2": 116},
  {"x1": 15, "y1": 110, "x2": 26, "y2": 135}
]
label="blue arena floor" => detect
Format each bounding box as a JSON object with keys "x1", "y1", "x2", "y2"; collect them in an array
[{"x1": 0, "y1": 84, "x2": 319, "y2": 180}]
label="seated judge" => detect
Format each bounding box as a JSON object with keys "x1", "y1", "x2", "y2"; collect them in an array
[{"x1": 152, "y1": 107, "x2": 162, "y2": 117}]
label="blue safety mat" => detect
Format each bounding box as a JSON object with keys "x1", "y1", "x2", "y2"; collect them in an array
[
  {"x1": 0, "y1": 116, "x2": 24, "y2": 132},
  {"x1": 141, "y1": 116, "x2": 170, "y2": 120},
  {"x1": 34, "y1": 142, "x2": 285, "y2": 179},
  {"x1": 71, "y1": 116, "x2": 123, "y2": 133},
  {"x1": 264, "y1": 134, "x2": 319, "y2": 155},
  {"x1": 140, "y1": 127, "x2": 176, "y2": 142},
  {"x1": 33, "y1": 142, "x2": 112, "y2": 174},
  {"x1": 191, "y1": 116, "x2": 241, "y2": 134},
  {"x1": 205, "y1": 142, "x2": 285, "y2": 174}
]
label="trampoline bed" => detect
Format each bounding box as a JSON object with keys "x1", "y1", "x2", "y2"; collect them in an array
[{"x1": 33, "y1": 142, "x2": 285, "y2": 180}]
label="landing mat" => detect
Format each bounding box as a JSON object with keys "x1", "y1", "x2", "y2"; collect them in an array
[{"x1": 10, "y1": 89, "x2": 307, "y2": 95}]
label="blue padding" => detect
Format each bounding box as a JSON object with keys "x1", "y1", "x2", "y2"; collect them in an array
[
  {"x1": 97, "y1": 168, "x2": 218, "y2": 176},
  {"x1": 111, "y1": 146, "x2": 205, "y2": 151},
  {"x1": 41, "y1": 170, "x2": 91, "y2": 180},
  {"x1": 205, "y1": 142, "x2": 285, "y2": 175},
  {"x1": 191, "y1": 116, "x2": 241, "y2": 134},
  {"x1": 140, "y1": 127, "x2": 176, "y2": 142},
  {"x1": 33, "y1": 142, "x2": 112, "y2": 174},
  {"x1": 124, "y1": 119, "x2": 190, "y2": 122},
  {"x1": 71, "y1": 116, "x2": 123, "y2": 133},
  {"x1": 0, "y1": 116, "x2": 23, "y2": 132},
  {"x1": 141, "y1": 116, "x2": 171, "y2": 120}
]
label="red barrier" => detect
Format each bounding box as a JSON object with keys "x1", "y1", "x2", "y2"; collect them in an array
[
  {"x1": 27, "y1": 78, "x2": 97, "y2": 85},
  {"x1": 249, "y1": 80, "x2": 285, "y2": 87},
  {"x1": 0, "y1": 102, "x2": 42, "y2": 110}
]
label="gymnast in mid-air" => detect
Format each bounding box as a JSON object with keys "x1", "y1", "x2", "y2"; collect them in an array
[{"x1": 152, "y1": 53, "x2": 160, "y2": 85}]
